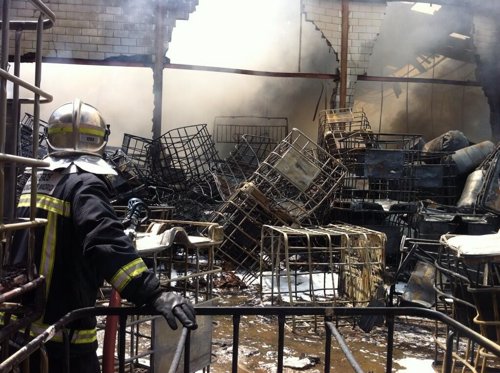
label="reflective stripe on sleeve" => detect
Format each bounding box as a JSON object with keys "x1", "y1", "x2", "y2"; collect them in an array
[
  {"x1": 18, "y1": 194, "x2": 71, "y2": 217},
  {"x1": 110, "y1": 258, "x2": 148, "y2": 292}
]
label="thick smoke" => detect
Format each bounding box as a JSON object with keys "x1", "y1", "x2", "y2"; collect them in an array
[{"x1": 355, "y1": 1, "x2": 491, "y2": 143}]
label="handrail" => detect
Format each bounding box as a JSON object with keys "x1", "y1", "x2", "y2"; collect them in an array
[
  {"x1": 1, "y1": 19, "x2": 54, "y2": 31},
  {"x1": 0, "y1": 69, "x2": 53, "y2": 102},
  {"x1": 0, "y1": 305, "x2": 499, "y2": 373}
]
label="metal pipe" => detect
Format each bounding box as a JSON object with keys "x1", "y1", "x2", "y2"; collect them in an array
[
  {"x1": 385, "y1": 314, "x2": 394, "y2": 373},
  {"x1": 168, "y1": 327, "x2": 189, "y2": 373},
  {"x1": 29, "y1": 0, "x2": 56, "y2": 22},
  {"x1": 118, "y1": 314, "x2": 127, "y2": 373},
  {"x1": 326, "y1": 322, "x2": 365, "y2": 373},
  {"x1": 0, "y1": 219, "x2": 48, "y2": 233},
  {"x1": 443, "y1": 330, "x2": 456, "y2": 373},
  {"x1": 0, "y1": 0, "x2": 11, "y2": 232},
  {"x1": 339, "y1": 0, "x2": 349, "y2": 108},
  {"x1": 231, "y1": 315, "x2": 240, "y2": 373},
  {"x1": 0, "y1": 276, "x2": 45, "y2": 303},
  {"x1": 277, "y1": 314, "x2": 285, "y2": 373},
  {"x1": 0, "y1": 70, "x2": 52, "y2": 101},
  {"x1": 0, "y1": 154, "x2": 48, "y2": 167}
]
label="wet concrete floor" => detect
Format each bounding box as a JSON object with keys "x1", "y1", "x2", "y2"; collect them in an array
[{"x1": 208, "y1": 291, "x2": 443, "y2": 373}]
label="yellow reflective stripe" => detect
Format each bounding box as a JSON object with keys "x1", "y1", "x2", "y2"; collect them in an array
[
  {"x1": 40, "y1": 211, "x2": 57, "y2": 299},
  {"x1": 110, "y1": 258, "x2": 148, "y2": 292},
  {"x1": 31, "y1": 322, "x2": 97, "y2": 344},
  {"x1": 18, "y1": 194, "x2": 71, "y2": 217},
  {"x1": 48, "y1": 126, "x2": 105, "y2": 136}
]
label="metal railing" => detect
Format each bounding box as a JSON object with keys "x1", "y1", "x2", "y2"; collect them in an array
[{"x1": 1, "y1": 305, "x2": 499, "y2": 373}]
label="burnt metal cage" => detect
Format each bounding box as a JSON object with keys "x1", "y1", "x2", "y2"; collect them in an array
[
  {"x1": 213, "y1": 115, "x2": 288, "y2": 159},
  {"x1": 212, "y1": 134, "x2": 278, "y2": 201},
  {"x1": 211, "y1": 129, "x2": 348, "y2": 281},
  {"x1": 156, "y1": 124, "x2": 222, "y2": 186},
  {"x1": 259, "y1": 224, "x2": 385, "y2": 309}
]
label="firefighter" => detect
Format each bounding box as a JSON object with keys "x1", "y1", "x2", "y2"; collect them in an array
[{"x1": 11, "y1": 99, "x2": 197, "y2": 373}]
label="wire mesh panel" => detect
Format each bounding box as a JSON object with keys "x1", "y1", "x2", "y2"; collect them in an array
[
  {"x1": 210, "y1": 182, "x2": 296, "y2": 280},
  {"x1": 121, "y1": 133, "x2": 156, "y2": 184},
  {"x1": 330, "y1": 132, "x2": 457, "y2": 208},
  {"x1": 213, "y1": 115, "x2": 288, "y2": 159},
  {"x1": 249, "y1": 128, "x2": 347, "y2": 223},
  {"x1": 157, "y1": 124, "x2": 222, "y2": 185},
  {"x1": 18, "y1": 113, "x2": 48, "y2": 159},
  {"x1": 259, "y1": 224, "x2": 386, "y2": 309},
  {"x1": 211, "y1": 134, "x2": 277, "y2": 201}
]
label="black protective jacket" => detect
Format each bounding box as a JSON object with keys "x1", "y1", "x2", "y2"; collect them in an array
[{"x1": 12, "y1": 166, "x2": 160, "y2": 354}]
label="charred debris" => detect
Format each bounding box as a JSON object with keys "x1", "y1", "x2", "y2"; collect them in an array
[{"x1": 18, "y1": 109, "x2": 500, "y2": 311}]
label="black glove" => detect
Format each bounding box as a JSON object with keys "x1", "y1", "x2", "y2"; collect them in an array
[{"x1": 151, "y1": 292, "x2": 197, "y2": 330}]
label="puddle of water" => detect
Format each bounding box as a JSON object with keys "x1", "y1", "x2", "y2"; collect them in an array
[{"x1": 209, "y1": 289, "x2": 442, "y2": 373}]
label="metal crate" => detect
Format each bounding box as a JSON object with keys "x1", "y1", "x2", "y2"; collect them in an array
[
  {"x1": 213, "y1": 115, "x2": 288, "y2": 159},
  {"x1": 259, "y1": 224, "x2": 386, "y2": 307},
  {"x1": 157, "y1": 124, "x2": 222, "y2": 185},
  {"x1": 121, "y1": 133, "x2": 156, "y2": 184},
  {"x1": 248, "y1": 128, "x2": 347, "y2": 223},
  {"x1": 211, "y1": 134, "x2": 277, "y2": 200}
]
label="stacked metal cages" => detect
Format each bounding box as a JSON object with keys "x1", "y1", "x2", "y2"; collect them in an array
[
  {"x1": 211, "y1": 134, "x2": 277, "y2": 201},
  {"x1": 119, "y1": 125, "x2": 224, "y2": 204},
  {"x1": 213, "y1": 115, "x2": 288, "y2": 159},
  {"x1": 259, "y1": 224, "x2": 385, "y2": 331},
  {"x1": 319, "y1": 109, "x2": 457, "y2": 266},
  {"x1": 211, "y1": 129, "x2": 348, "y2": 282},
  {"x1": 434, "y1": 233, "x2": 500, "y2": 372}
]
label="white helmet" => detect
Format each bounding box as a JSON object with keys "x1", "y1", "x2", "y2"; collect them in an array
[{"x1": 46, "y1": 98, "x2": 109, "y2": 156}]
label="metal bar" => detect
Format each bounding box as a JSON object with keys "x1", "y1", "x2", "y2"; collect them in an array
[
  {"x1": 0, "y1": 0, "x2": 10, "y2": 229},
  {"x1": 0, "y1": 218, "x2": 48, "y2": 233},
  {"x1": 326, "y1": 322, "x2": 365, "y2": 373},
  {"x1": 356, "y1": 74, "x2": 481, "y2": 87},
  {"x1": 443, "y1": 330, "x2": 455, "y2": 373},
  {"x1": 277, "y1": 314, "x2": 285, "y2": 373},
  {"x1": 340, "y1": 0, "x2": 349, "y2": 107},
  {"x1": 168, "y1": 327, "x2": 188, "y2": 373},
  {"x1": 231, "y1": 315, "x2": 240, "y2": 373},
  {"x1": 0, "y1": 70, "x2": 52, "y2": 101},
  {"x1": 0, "y1": 276, "x2": 45, "y2": 303},
  {"x1": 2, "y1": 19, "x2": 53, "y2": 31},
  {"x1": 183, "y1": 329, "x2": 191, "y2": 373},
  {"x1": 324, "y1": 319, "x2": 332, "y2": 373},
  {"x1": 2, "y1": 306, "x2": 500, "y2": 373},
  {"x1": 118, "y1": 314, "x2": 127, "y2": 373},
  {"x1": 29, "y1": 0, "x2": 56, "y2": 22},
  {"x1": 0, "y1": 153, "x2": 49, "y2": 166},
  {"x1": 385, "y1": 313, "x2": 395, "y2": 373}
]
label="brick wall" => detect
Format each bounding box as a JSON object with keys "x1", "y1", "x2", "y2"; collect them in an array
[
  {"x1": 7, "y1": 0, "x2": 198, "y2": 62},
  {"x1": 302, "y1": 0, "x2": 386, "y2": 107}
]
